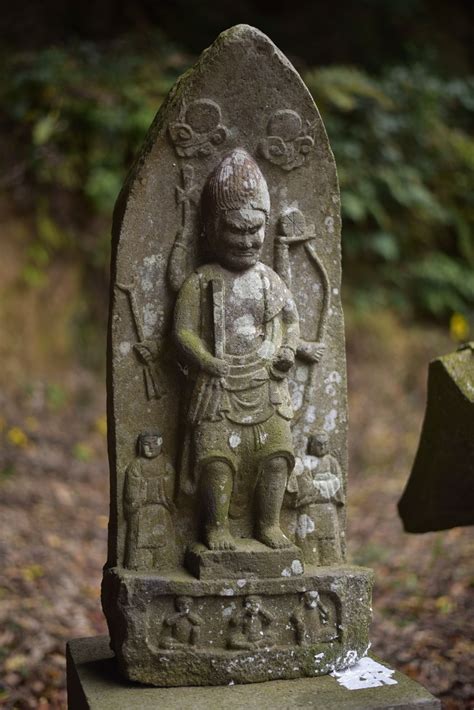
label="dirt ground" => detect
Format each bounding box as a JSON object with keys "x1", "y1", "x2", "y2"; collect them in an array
[{"x1": 0, "y1": 311, "x2": 472, "y2": 709}]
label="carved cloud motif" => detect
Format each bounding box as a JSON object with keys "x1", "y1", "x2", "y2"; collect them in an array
[
  {"x1": 259, "y1": 109, "x2": 315, "y2": 170},
  {"x1": 168, "y1": 99, "x2": 230, "y2": 157}
]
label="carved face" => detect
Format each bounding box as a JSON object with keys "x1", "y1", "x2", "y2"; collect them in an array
[
  {"x1": 244, "y1": 595, "x2": 261, "y2": 614},
  {"x1": 209, "y1": 208, "x2": 266, "y2": 271},
  {"x1": 140, "y1": 434, "x2": 162, "y2": 458},
  {"x1": 176, "y1": 596, "x2": 192, "y2": 613},
  {"x1": 304, "y1": 591, "x2": 320, "y2": 609},
  {"x1": 308, "y1": 435, "x2": 328, "y2": 457}
]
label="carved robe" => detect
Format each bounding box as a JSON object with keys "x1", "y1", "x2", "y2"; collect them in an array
[{"x1": 174, "y1": 261, "x2": 299, "y2": 495}]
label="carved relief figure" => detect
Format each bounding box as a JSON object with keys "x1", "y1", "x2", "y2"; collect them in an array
[
  {"x1": 294, "y1": 432, "x2": 344, "y2": 564},
  {"x1": 123, "y1": 431, "x2": 176, "y2": 570},
  {"x1": 160, "y1": 596, "x2": 203, "y2": 649},
  {"x1": 259, "y1": 109, "x2": 315, "y2": 170},
  {"x1": 228, "y1": 595, "x2": 275, "y2": 650},
  {"x1": 173, "y1": 148, "x2": 300, "y2": 551},
  {"x1": 290, "y1": 591, "x2": 337, "y2": 645},
  {"x1": 169, "y1": 99, "x2": 230, "y2": 157}
]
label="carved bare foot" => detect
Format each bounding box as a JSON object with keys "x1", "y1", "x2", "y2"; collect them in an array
[
  {"x1": 258, "y1": 526, "x2": 292, "y2": 549},
  {"x1": 205, "y1": 527, "x2": 236, "y2": 551}
]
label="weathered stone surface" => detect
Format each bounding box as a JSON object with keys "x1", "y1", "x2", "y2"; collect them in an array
[
  {"x1": 103, "y1": 22, "x2": 372, "y2": 686},
  {"x1": 185, "y1": 539, "x2": 304, "y2": 579},
  {"x1": 102, "y1": 564, "x2": 372, "y2": 686},
  {"x1": 67, "y1": 636, "x2": 441, "y2": 709},
  {"x1": 398, "y1": 344, "x2": 474, "y2": 533}
]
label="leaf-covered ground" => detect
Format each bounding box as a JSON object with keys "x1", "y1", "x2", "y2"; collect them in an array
[{"x1": 0, "y1": 312, "x2": 472, "y2": 709}]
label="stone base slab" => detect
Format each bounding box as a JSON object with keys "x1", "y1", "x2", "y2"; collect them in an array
[
  {"x1": 67, "y1": 635, "x2": 441, "y2": 709},
  {"x1": 185, "y1": 538, "x2": 304, "y2": 579},
  {"x1": 101, "y1": 564, "x2": 373, "y2": 686}
]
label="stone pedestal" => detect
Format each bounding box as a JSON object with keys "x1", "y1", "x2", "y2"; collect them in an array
[
  {"x1": 185, "y1": 538, "x2": 304, "y2": 579},
  {"x1": 101, "y1": 564, "x2": 372, "y2": 686},
  {"x1": 67, "y1": 636, "x2": 441, "y2": 710}
]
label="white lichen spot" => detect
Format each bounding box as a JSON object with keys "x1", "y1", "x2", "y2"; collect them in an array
[
  {"x1": 325, "y1": 383, "x2": 336, "y2": 396},
  {"x1": 291, "y1": 559, "x2": 304, "y2": 575},
  {"x1": 228, "y1": 432, "x2": 241, "y2": 449},
  {"x1": 305, "y1": 405, "x2": 317, "y2": 424},
  {"x1": 281, "y1": 568, "x2": 291, "y2": 577},
  {"x1": 119, "y1": 341, "x2": 131, "y2": 356},
  {"x1": 222, "y1": 604, "x2": 236, "y2": 619},
  {"x1": 328, "y1": 371, "x2": 342, "y2": 384},
  {"x1": 324, "y1": 409, "x2": 338, "y2": 432},
  {"x1": 296, "y1": 366, "x2": 309, "y2": 383},
  {"x1": 236, "y1": 579, "x2": 247, "y2": 588},
  {"x1": 296, "y1": 513, "x2": 315, "y2": 539},
  {"x1": 143, "y1": 303, "x2": 158, "y2": 336},
  {"x1": 221, "y1": 588, "x2": 235, "y2": 596},
  {"x1": 332, "y1": 287, "x2": 339, "y2": 295},
  {"x1": 257, "y1": 340, "x2": 276, "y2": 359},
  {"x1": 233, "y1": 314, "x2": 257, "y2": 339},
  {"x1": 324, "y1": 216, "x2": 335, "y2": 233}
]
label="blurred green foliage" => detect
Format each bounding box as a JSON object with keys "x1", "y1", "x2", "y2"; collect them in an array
[{"x1": 1, "y1": 35, "x2": 473, "y2": 322}]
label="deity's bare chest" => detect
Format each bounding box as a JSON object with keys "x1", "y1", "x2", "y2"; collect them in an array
[{"x1": 223, "y1": 269, "x2": 265, "y2": 355}]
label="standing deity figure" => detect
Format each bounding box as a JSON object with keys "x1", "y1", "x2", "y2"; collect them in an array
[
  {"x1": 294, "y1": 432, "x2": 344, "y2": 564},
  {"x1": 174, "y1": 148, "x2": 300, "y2": 551},
  {"x1": 123, "y1": 431, "x2": 176, "y2": 570}
]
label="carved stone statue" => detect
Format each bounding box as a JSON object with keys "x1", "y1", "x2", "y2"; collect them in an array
[
  {"x1": 123, "y1": 431, "x2": 176, "y2": 570},
  {"x1": 159, "y1": 596, "x2": 203, "y2": 649},
  {"x1": 174, "y1": 148, "x2": 298, "y2": 551},
  {"x1": 290, "y1": 591, "x2": 338, "y2": 645},
  {"x1": 102, "y1": 24, "x2": 373, "y2": 688},
  {"x1": 228, "y1": 595, "x2": 276, "y2": 650},
  {"x1": 293, "y1": 432, "x2": 344, "y2": 564}
]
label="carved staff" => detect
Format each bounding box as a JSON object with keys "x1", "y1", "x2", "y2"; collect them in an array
[
  {"x1": 116, "y1": 281, "x2": 164, "y2": 400},
  {"x1": 168, "y1": 164, "x2": 199, "y2": 292}
]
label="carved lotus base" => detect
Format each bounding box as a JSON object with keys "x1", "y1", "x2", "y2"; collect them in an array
[{"x1": 101, "y1": 564, "x2": 373, "y2": 687}]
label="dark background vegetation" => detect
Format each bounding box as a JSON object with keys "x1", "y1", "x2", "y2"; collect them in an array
[{"x1": 0, "y1": 2, "x2": 473, "y2": 708}]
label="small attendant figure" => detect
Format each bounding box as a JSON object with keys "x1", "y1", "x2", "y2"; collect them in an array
[
  {"x1": 290, "y1": 591, "x2": 337, "y2": 645},
  {"x1": 160, "y1": 596, "x2": 203, "y2": 649},
  {"x1": 228, "y1": 595, "x2": 275, "y2": 650},
  {"x1": 294, "y1": 432, "x2": 344, "y2": 565},
  {"x1": 123, "y1": 431, "x2": 176, "y2": 570}
]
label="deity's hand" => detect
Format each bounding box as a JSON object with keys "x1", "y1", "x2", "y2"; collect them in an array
[
  {"x1": 297, "y1": 341, "x2": 326, "y2": 363},
  {"x1": 272, "y1": 346, "x2": 295, "y2": 373},
  {"x1": 134, "y1": 340, "x2": 157, "y2": 364},
  {"x1": 202, "y1": 356, "x2": 229, "y2": 378}
]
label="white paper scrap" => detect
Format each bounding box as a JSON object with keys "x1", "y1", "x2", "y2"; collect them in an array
[{"x1": 331, "y1": 656, "x2": 398, "y2": 690}]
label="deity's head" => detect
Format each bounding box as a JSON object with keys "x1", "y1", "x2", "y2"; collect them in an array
[
  {"x1": 308, "y1": 432, "x2": 329, "y2": 457},
  {"x1": 137, "y1": 431, "x2": 163, "y2": 458},
  {"x1": 303, "y1": 591, "x2": 320, "y2": 609},
  {"x1": 175, "y1": 595, "x2": 193, "y2": 613},
  {"x1": 201, "y1": 148, "x2": 270, "y2": 271},
  {"x1": 244, "y1": 595, "x2": 262, "y2": 614}
]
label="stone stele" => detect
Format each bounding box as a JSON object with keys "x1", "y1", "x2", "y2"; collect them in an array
[{"x1": 101, "y1": 24, "x2": 374, "y2": 687}]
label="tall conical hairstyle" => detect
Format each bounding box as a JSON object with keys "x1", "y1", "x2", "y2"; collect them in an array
[{"x1": 201, "y1": 148, "x2": 270, "y2": 221}]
